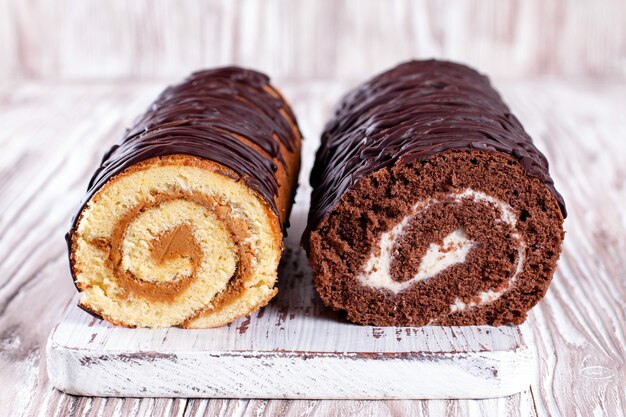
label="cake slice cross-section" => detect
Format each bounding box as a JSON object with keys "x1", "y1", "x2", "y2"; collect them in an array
[
  {"x1": 68, "y1": 67, "x2": 302, "y2": 328},
  {"x1": 304, "y1": 60, "x2": 565, "y2": 326}
]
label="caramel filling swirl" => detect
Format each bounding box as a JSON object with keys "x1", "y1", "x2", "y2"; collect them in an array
[{"x1": 93, "y1": 189, "x2": 254, "y2": 309}]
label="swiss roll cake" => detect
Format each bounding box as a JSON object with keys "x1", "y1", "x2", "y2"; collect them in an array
[
  {"x1": 68, "y1": 68, "x2": 301, "y2": 328},
  {"x1": 304, "y1": 60, "x2": 566, "y2": 326}
]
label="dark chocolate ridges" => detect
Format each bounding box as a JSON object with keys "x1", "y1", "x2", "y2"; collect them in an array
[
  {"x1": 305, "y1": 59, "x2": 566, "y2": 245},
  {"x1": 74, "y1": 67, "x2": 301, "y2": 235},
  {"x1": 67, "y1": 67, "x2": 302, "y2": 328}
]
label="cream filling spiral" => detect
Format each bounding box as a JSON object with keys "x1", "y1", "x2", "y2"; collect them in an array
[{"x1": 358, "y1": 188, "x2": 526, "y2": 313}]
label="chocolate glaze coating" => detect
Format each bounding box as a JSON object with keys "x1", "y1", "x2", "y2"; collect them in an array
[
  {"x1": 69, "y1": 67, "x2": 301, "y2": 238},
  {"x1": 305, "y1": 60, "x2": 566, "y2": 242}
]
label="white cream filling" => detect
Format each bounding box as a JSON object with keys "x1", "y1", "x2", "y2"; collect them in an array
[
  {"x1": 359, "y1": 227, "x2": 474, "y2": 293},
  {"x1": 357, "y1": 188, "x2": 526, "y2": 312},
  {"x1": 449, "y1": 234, "x2": 525, "y2": 313}
]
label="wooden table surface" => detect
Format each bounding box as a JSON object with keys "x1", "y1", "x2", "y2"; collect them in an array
[{"x1": 0, "y1": 78, "x2": 624, "y2": 417}]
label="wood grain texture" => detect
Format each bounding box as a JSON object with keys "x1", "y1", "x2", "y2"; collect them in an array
[
  {"x1": 0, "y1": 79, "x2": 624, "y2": 416},
  {"x1": 1, "y1": 0, "x2": 626, "y2": 81},
  {"x1": 506, "y1": 81, "x2": 626, "y2": 417},
  {"x1": 47, "y1": 260, "x2": 535, "y2": 399}
]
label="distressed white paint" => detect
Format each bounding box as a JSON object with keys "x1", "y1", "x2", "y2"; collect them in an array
[
  {"x1": 2, "y1": 0, "x2": 626, "y2": 81},
  {"x1": 47, "y1": 289, "x2": 535, "y2": 399}
]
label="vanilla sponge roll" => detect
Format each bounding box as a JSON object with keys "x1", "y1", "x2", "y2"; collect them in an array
[
  {"x1": 68, "y1": 68, "x2": 301, "y2": 328},
  {"x1": 304, "y1": 60, "x2": 566, "y2": 327}
]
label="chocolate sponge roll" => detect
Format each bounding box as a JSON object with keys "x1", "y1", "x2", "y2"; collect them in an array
[
  {"x1": 68, "y1": 68, "x2": 301, "y2": 328},
  {"x1": 304, "y1": 60, "x2": 565, "y2": 327}
]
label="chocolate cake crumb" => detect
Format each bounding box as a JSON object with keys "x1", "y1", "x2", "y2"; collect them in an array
[{"x1": 305, "y1": 60, "x2": 565, "y2": 326}]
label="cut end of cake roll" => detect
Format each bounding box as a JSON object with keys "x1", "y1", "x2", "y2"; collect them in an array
[
  {"x1": 68, "y1": 67, "x2": 301, "y2": 328},
  {"x1": 309, "y1": 150, "x2": 564, "y2": 326},
  {"x1": 304, "y1": 60, "x2": 566, "y2": 327},
  {"x1": 70, "y1": 155, "x2": 282, "y2": 328}
]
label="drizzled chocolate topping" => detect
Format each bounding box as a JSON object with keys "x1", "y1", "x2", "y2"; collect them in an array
[
  {"x1": 69, "y1": 67, "x2": 300, "y2": 234},
  {"x1": 306, "y1": 60, "x2": 567, "y2": 237}
]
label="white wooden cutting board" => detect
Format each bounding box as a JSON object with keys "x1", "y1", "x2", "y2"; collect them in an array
[{"x1": 46, "y1": 243, "x2": 535, "y2": 399}]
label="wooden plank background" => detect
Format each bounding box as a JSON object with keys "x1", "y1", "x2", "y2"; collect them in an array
[{"x1": 0, "y1": 0, "x2": 625, "y2": 81}]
